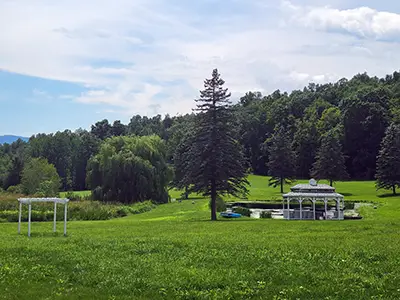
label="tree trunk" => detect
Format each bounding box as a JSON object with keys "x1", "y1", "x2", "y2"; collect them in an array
[
  {"x1": 184, "y1": 186, "x2": 189, "y2": 199},
  {"x1": 280, "y1": 177, "x2": 284, "y2": 194},
  {"x1": 330, "y1": 179, "x2": 333, "y2": 187},
  {"x1": 393, "y1": 185, "x2": 396, "y2": 195},
  {"x1": 211, "y1": 179, "x2": 217, "y2": 221}
]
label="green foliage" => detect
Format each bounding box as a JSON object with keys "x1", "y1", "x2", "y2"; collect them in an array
[
  {"x1": 312, "y1": 129, "x2": 349, "y2": 186},
  {"x1": 0, "y1": 199, "x2": 155, "y2": 222},
  {"x1": 260, "y1": 211, "x2": 272, "y2": 219},
  {"x1": 292, "y1": 120, "x2": 319, "y2": 179},
  {"x1": 376, "y1": 123, "x2": 400, "y2": 194},
  {"x1": 21, "y1": 158, "x2": 60, "y2": 196},
  {"x1": 342, "y1": 87, "x2": 390, "y2": 179},
  {"x1": 209, "y1": 195, "x2": 226, "y2": 212},
  {"x1": 87, "y1": 135, "x2": 172, "y2": 204},
  {"x1": 317, "y1": 107, "x2": 342, "y2": 136},
  {"x1": 6, "y1": 185, "x2": 21, "y2": 194},
  {"x1": 182, "y1": 69, "x2": 249, "y2": 220},
  {"x1": 170, "y1": 118, "x2": 196, "y2": 195},
  {"x1": 267, "y1": 126, "x2": 296, "y2": 193},
  {"x1": 232, "y1": 206, "x2": 251, "y2": 217}
]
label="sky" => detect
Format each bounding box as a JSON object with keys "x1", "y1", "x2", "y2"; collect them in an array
[{"x1": 0, "y1": 0, "x2": 400, "y2": 136}]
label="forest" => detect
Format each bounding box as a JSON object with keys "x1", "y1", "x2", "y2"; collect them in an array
[{"x1": 1, "y1": 70, "x2": 400, "y2": 201}]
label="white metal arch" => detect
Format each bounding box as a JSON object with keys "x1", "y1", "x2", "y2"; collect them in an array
[{"x1": 17, "y1": 198, "x2": 70, "y2": 237}]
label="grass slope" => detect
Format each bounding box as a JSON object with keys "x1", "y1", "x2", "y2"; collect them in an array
[{"x1": 1, "y1": 177, "x2": 400, "y2": 299}]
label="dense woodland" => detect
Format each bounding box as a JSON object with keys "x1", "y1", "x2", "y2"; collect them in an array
[{"x1": 1, "y1": 70, "x2": 400, "y2": 202}]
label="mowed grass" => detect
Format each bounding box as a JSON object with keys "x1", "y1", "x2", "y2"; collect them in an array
[{"x1": 1, "y1": 177, "x2": 400, "y2": 299}]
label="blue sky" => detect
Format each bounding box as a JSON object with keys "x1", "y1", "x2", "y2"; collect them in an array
[{"x1": 0, "y1": 0, "x2": 399, "y2": 136}]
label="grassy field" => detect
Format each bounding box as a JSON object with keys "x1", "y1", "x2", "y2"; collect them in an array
[{"x1": 1, "y1": 176, "x2": 400, "y2": 299}]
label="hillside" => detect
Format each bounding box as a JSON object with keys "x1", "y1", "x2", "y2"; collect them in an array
[{"x1": 0, "y1": 135, "x2": 28, "y2": 144}]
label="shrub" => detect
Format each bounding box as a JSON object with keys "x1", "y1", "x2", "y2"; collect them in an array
[
  {"x1": 233, "y1": 206, "x2": 251, "y2": 217},
  {"x1": 260, "y1": 211, "x2": 272, "y2": 219},
  {"x1": 7, "y1": 185, "x2": 21, "y2": 194},
  {"x1": 63, "y1": 191, "x2": 89, "y2": 202},
  {"x1": 209, "y1": 196, "x2": 227, "y2": 212},
  {"x1": 37, "y1": 180, "x2": 59, "y2": 197}
]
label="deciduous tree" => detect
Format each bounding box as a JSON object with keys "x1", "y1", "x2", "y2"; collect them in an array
[{"x1": 21, "y1": 158, "x2": 60, "y2": 196}]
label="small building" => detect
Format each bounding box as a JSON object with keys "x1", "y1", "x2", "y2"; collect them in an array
[{"x1": 283, "y1": 179, "x2": 344, "y2": 220}]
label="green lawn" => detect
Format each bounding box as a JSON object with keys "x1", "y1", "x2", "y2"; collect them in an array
[{"x1": 1, "y1": 177, "x2": 400, "y2": 299}]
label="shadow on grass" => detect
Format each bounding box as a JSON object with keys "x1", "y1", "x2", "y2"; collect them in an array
[
  {"x1": 18, "y1": 232, "x2": 69, "y2": 238},
  {"x1": 378, "y1": 193, "x2": 398, "y2": 198},
  {"x1": 341, "y1": 193, "x2": 354, "y2": 197}
]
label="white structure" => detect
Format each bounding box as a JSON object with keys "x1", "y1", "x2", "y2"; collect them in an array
[
  {"x1": 18, "y1": 198, "x2": 70, "y2": 237},
  {"x1": 283, "y1": 179, "x2": 344, "y2": 220}
]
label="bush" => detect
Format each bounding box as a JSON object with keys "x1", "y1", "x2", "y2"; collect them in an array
[
  {"x1": 209, "y1": 196, "x2": 227, "y2": 212},
  {"x1": 260, "y1": 211, "x2": 272, "y2": 219},
  {"x1": 63, "y1": 191, "x2": 91, "y2": 202},
  {"x1": 233, "y1": 206, "x2": 251, "y2": 217},
  {"x1": 37, "y1": 180, "x2": 59, "y2": 197},
  {"x1": 7, "y1": 185, "x2": 21, "y2": 194}
]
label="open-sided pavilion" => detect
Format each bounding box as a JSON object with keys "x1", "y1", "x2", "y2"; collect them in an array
[{"x1": 283, "y1": 179, "x2": 344, "y2": 220}]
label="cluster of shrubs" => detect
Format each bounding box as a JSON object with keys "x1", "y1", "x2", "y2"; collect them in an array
[
  {"x1": 232, "y1": 207, "x2": 251, "y2": 217},
  {"x1": 260, "y1": 211, "x2": 272, "y2": 219},
  {"x1": 5, "y1": 185, "x2": 22, "y2": 194},
  {"x1": 208, "y1": 196, "x2": 227, "y2": 212}
]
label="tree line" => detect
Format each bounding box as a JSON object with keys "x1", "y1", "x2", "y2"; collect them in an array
[{"x1": 1, "y1": 70, "x2": 400, "y2": 209}]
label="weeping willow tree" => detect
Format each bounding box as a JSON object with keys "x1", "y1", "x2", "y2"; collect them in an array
[{"x1": 86, "y1": 135, "x2": 172, "y2": 203}]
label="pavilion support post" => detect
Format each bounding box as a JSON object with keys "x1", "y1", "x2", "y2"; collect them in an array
[
  {"x1": 18, "y1": 201, "x2": 22, "y2": 234},
  {"x1": 312, "y1": 200, "x2": 316, "y2": 220},
  {"x1": 287, "y1": 199, "x2": 290, "y2": 220},
  {"x1": 299, "y1": 199, "x2": 303, "y2": 220},
  {"x1": 64, "y1": 202, "x2": 68, "y2": 236},
  {"x1": 336, "y1": 199, "x2": 340, "y2": 220},
  {"x1": 324, "y1": 199, "x2": 328, "y2": 220},
  {"x1": 28, "y1": 202, "x2": 32, "y2": 237},
  {"x1": 53, "y1": 202, "x2": 57, "y2": 233}
]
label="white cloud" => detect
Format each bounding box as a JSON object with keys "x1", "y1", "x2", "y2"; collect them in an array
[
  {"x1": 283, "y1": 1, "x2": 400, "y2": 40},
  {"x1": 0, "y1": 0, "x2": 400, "y2": 118}
]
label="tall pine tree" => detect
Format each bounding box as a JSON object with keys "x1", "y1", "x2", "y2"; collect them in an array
[
  {"x1": 267, "y1": 126, "x2": 296, "y2": 193},
  {"x1": 376, "y1": 123, "x2": 400, "y2": 195},
  {"x1": 312, "y1": 128, "x2": 348, "y2": 186},
  {"x1": 185, "y1": 69, "x2": 249, "y2": 220}
]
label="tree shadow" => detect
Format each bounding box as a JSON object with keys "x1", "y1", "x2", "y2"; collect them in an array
[
  {"x1": 378, "y1": 193, "x2": 398, "y2": 198},
  {"x1": 18, "y1": 231, "x2": 68, "y2": 238},
  {"x1": 341, "y1": 193, "x2": 354, "y2": 197}
]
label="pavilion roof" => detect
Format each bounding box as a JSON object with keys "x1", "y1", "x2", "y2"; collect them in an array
[
  {"x1": 290, "y1": 183, "x2": 335, "y2": 191},
  {"x1": 283, "y1": 192, "x2": 344, "y2": 198}
]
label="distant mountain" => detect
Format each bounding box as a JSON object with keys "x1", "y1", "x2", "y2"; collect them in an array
[{"x1": 0, "y1": 135, "x2": 29, "y2": 144}]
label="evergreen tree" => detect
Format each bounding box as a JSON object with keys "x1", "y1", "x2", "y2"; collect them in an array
[
  {"x1": 376, "y1": 123, "x2": 400, "y2": 195},
  {"x1": 186, "y1": 69, "x2": 249, "y2": 220},
  {"x1": 312, "y1": 128, "x2": 348, "y2": 186},
  {"x1": 267, "y1": 126, "x2": 296, "y2": 193}
]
